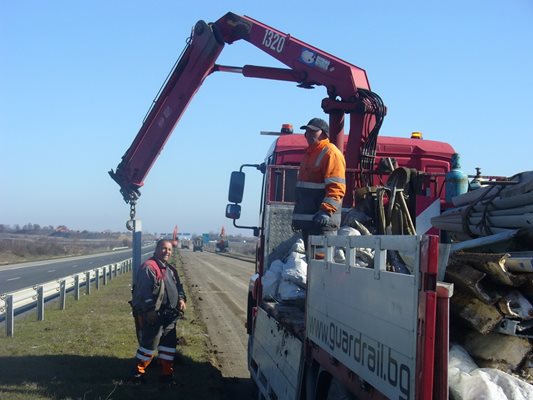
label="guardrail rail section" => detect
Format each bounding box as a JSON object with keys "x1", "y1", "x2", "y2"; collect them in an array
[{"x1": 0, "y1": 259, "x2": 133, "y2": 337}]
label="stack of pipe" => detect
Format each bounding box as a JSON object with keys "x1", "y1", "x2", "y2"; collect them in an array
[{"x1": 432, "y1": 171, "x2": 533, "y2": 238}]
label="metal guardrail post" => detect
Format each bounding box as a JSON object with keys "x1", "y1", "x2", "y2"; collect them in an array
[
  {"x1": 37, "y1": 286, "x2": 44, "y2": 321},
  {"x1": 103, "y1": 266, "x2": 108, "y2": 286},
  {"x1": 59, "y1": 280, "x2": 66, "y2": 310},
  {"x1": 114, "y1": 263, "x2": 118, "y2": 277},
  {"x1": 86, "y1": 271, "x2": 91, "y2": 295},
  {"x1": 109, "y1": 264, "x2": 113, "y2": 282},
  {"x1": 95, "y1": 268, "x2": 100, "y2": 290},
  {"x1": 74, "y1": 275, "x2": 80, "y2": 301},
  {"x1": 6, "y1": 295, "x2": 14, "y2": 337}
]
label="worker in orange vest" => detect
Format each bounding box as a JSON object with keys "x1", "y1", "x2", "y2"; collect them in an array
[{"x1": 291, "y1": 117, "x2": 346, "y2": 249}]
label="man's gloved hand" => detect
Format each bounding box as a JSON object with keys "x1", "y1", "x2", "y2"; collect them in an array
[{"x1": 313, "y1": 211, "x2": 331, "y2": 227}]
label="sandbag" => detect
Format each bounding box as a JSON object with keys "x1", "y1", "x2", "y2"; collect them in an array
[{"x1": 449, "y1": 344, "x2": 533, "y2": 400}]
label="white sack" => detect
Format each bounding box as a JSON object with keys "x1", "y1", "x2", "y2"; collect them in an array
[
  {"x1": 289, "y1": 238, "x2": 306, "y2": 255},
  {"x1": 334, "y1": 226, "x2": 373, "y2": 267},
  {"x1": 334, "y1": 227, "x2": 360, "y2": 262},
  {"x1": 278, "y1": 279, "x2": 306, "y2": 301},
  {"x1": 449, "y1": 344, "x2": 533, "y2": 400},
  {"x1": 282, "y1": 253, "x2": 307, "y2": 286},
  {"x1": 262, "y1": 260, "x2": 283, "y2": 300}
]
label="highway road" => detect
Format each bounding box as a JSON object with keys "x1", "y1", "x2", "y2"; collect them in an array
[{"x1": 0, "y1": 244, "x2": 156, "y2": 294}]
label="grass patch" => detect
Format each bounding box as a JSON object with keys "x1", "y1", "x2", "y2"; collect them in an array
[{"x1": 0, "y1": 254, "x2": 223, "y2": 400}]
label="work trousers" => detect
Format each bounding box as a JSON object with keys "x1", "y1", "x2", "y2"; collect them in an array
[{"x1": 133, "y1": 312, "x2": 178, "y2": 377}]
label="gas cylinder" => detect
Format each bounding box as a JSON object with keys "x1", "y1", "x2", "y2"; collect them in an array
[{"x1": 445, "y1": 153, "x2": 468, "y2": 202}]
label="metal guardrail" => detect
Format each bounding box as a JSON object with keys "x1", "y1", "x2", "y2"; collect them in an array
[{"x1": 0, "y1": 258, "x2": 133, "y2": 337}]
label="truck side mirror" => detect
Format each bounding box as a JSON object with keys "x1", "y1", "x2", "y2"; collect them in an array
[
  {"x1": 228, "y1": 171, "x2": 245, "y2": 204},
  {"x1": 225, "y1": 204, "x2": 241, "y2": 220}
]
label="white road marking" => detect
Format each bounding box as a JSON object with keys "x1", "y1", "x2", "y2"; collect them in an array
[
  {"x1": 7, "y1": 277, "x2": 21, "y2": 281},
  {"x1": 47, "y1": 269, "x2": 56, "y2": 273}
]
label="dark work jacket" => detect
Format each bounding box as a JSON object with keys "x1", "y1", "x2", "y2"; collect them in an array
[{"x1": 131, "y1": 257, "x2": 186, "y2": 313}]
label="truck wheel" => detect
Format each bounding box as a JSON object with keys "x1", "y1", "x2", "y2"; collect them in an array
[{"x1": 326, "y1": 377, "x2": 357, "y2": 400}]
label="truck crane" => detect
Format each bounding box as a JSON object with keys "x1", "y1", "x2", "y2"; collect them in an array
[
  {"x1": 109, "y1": 11, "x2": 385, "y2": 212},
  {"x1": 171, "y1": 225, "x2": 178, "y2": 248},
  {"x1": 110, "y1": 11, "x2": 462, "y2": 400},
  {"x1": 216, "y1": 226, "x2": 229, "y2": 253}
]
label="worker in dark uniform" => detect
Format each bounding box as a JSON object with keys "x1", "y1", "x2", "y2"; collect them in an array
[
  {"x1": 292, "y1": 117, "x2": 346, "y2": 248},
  {"x1": 128, "y1": 239, "x2": 186, "y2": 384}
]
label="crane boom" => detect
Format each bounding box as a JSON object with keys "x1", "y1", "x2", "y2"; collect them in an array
[{"x1": 110, "y1": 12, "x2": 384, "y2": 204}]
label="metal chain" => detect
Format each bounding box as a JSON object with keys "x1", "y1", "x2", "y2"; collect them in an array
[
  {"x1": 130, "y1": 202, "x2": 136, "y2": 220},
  {"x1": 126, "y1": 201, "x2": 137, "y2": 231}
]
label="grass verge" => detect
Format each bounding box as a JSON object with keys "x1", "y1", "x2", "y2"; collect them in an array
[{"x1": 0, "y1": 254, "x2": 223, "y2": 400}]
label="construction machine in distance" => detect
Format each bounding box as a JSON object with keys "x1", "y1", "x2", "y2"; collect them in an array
[
  {"x1": 215, "y1": 226, "x2": 229, "y2": 253},
  {"x1": 171, "y1": 225, "x2": 179, "y2": 248},
  {"x1": 109, "y1": 11, "x2": 524, "y2": 400}
]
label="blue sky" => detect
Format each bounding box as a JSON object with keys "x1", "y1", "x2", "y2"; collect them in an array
[{"x1": 1, "y1": 1, "x2": 532, "y2": 236}]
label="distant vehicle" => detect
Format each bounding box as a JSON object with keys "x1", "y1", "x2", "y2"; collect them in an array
[
  {"x1": 192, "y1": 237, "x2": 203, "y2": 252},
  {"x1": 180, "y1": 237, "x2": 191, "y2": 249}
]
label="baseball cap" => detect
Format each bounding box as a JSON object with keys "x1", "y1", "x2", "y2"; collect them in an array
[{"x1": 300, "y1": 118, "x2": 329, "y2": 135}]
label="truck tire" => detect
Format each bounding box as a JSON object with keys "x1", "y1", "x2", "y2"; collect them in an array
[{"x1": 326, "y1": 377, "x2": 357, "y2": 400}]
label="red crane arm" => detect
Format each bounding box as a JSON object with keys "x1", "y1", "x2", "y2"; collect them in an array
[
  {"x1": 213, "y1": 13, "x2": 370, "y2": 97},
  {"x1": 110, "y1": 12, "x2": 384, "y2": 204},
  {"x1": 109, "y1": 20, "x2": 224, "y2": 203}
]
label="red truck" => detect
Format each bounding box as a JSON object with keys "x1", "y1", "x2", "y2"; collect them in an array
[
  {"x1": 226, "y1": 126, "x2": 455, "y2": 399},
  {"x1": 110, "y1": 12, "x2": 479, "y2": 399}
]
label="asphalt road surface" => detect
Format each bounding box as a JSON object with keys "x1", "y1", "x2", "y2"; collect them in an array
[
  {"x1": 0, "y1": 245, "x2": 156, "y2": 295},
  {"x1": 180, "y1": 249, "x2": 256, "y2": 399}
]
